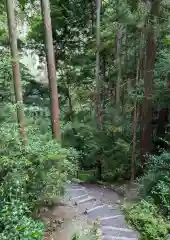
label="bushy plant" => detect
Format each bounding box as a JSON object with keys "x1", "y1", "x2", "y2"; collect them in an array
[
  {"x1": 63, "y1": 114, "x2": 132, "y2": 182},
  {"x1": 62, "y1": 121, "x2": 99, "y2": 170},
  {"x1": 0, "y1": 201, "x2": 44, "y2": 240},
  {"x1": 124, "y1": 200, "x2": 168, "y2": 240},
  {"x1": 71, "y1": 222, "x2": 101, "y2": 240},
  {"x1": 139, "y1": 152, "x2": 170, "y2": 218},
  {"x1": 0, "y1": 111, "x2": 77, "y2": 239}
]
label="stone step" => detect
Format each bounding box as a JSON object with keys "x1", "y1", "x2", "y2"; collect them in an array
[
  {"x1": 87, "y1": 205, "x2": 122, "y2": 221},
  {"x1": 71, "y1": 194, "x2": 88, "y2": 201},
  {"x1": 68, "y1": 183, "x2": 83, "y2": 188},
  {"x1": 86, "y1": 186, "x2": 120, "y2": 204},
  {"x1": 79, "y1": 200, "x2": 101, "y2": 214},
  {"x1": 77, "y1": 196, "x2": 96, "y2": 204},
  {"x1": 102, "y1": 226, "x2": 138, "y2": 238},
  {"x1": 100, "y1": 216, "x2": 128, "y2": 229},
  {"x1": 66, "y1": 189, "x2": 86, "y2": 198},
  {"x1": 103, "y1": 236, "x2": 137, "y2": 240},
  {"x1": 68, "y1": 187, "x2": 86, "y2": 191},
  {"x1": 66, "y1": 183, "x2": 139, "y2": 239},
  {"x1": 65, "y1": 183, "x2": 86, "y2": 191},
  {"x1": 100, "y1": 215, "x2": 124, "y2": 221}
]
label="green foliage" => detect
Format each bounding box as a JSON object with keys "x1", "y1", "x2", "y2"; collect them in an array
[
  {"x1": 0, "y1": 107, "x2": 77, "y2": 239},
  {"x1": 71, "y1": 222, "x2": 101, "y2": 240},
  {"x1": 0, "y1": 207, "x2": 44, "y2": 240},
  {"x1": 0, "y1": 51, "x2": 34, "y2": 103},
  {"x1": 124, "y1": 200, "x2": 168, "y2": 240},
  {"x1": 139, "y1": 152, "x2": 170, "y2": 219},
  {"x1": 2, "y1": 0, "x2": 170, "y2": 237},
  {"x1": 0, "y1": 52, "x2": 13, "y2": 102},
  {"x1": 62, "y1": 109, "x2": 133, "y2": 182},
  {"x1": 78, "y1": 170, "x2": 97, "y2": 182}
]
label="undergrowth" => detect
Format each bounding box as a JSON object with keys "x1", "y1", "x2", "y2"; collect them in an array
[
  {"x1": 0, "y1": 110, "x2": 77, "y2": 239},
  {"x1": 139, "y1": 152, "x2": 170, "y2": 219},
  {"x1": 63, "y1": 115, "x2": 132, "y2": 182},
  {"x1": 71, "y1": 222, "x2": 102, "y2": 240},
  {"x1": 124, "y1": 200, "x2": 168, "y2": 240},
  {"x1": 124, "y1": 151, "x2": 170, "y2": 240}
]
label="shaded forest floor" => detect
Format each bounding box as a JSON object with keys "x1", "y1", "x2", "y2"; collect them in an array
[{"x1": 40, "y1": 201, "x2": 89, "y2": 240}]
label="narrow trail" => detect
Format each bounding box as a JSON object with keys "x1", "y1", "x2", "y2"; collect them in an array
[{"x1": 65, "y1": 182, "x2": 139, "y2": 240}]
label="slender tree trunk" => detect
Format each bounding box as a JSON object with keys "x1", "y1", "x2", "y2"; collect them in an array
[
  {"x1": 131, "y1": 103, "x2": 138, "y2": 181},
  {"x1": 100, "y1": 53, "x2": 106, "y2": 120},
  {"x1": 126, "y1": 34, "x2": 133, "y2": 112},
  {"x1": 130, "y1": 5, "x2": 140, "y2": 180},
  {"x1": 115, "y1": 0, "x2": 122, "y2": 107},
  {"x1": 140, "y1": 0, "x2": 160, "y2": 164},
  {"x1": 139, "y1": 30, "x2": 146, "y2": 166},
  {"x1": 6, "y1": 0, "x2": 26, "y2": 143},
  {"x1": 116, "y1": 27, "x2": 122, "y2": 107},
  {"x1": 95, "y1": 0, "x2": 102, "y2": 180},
  {"x1": 40, "y1": 0, "x2": 61, "y2": 141},
  {"x1": 65, "y1": 86, "x2": 73, "y2": 122},
  {"x1": 131, "y1": 32, "x2": 144, "y2": 180},
  {"x1": 90, "y1": 1, "x2": 95, "y2": 33},
  {"x1": 121, "y1": 29, "x2": 129, "y2": 114},
  {"x1": 95, "y1": 0, "x2": 101, "y2": 123},
  {"x1": 137, "y1": 31, "x2": 144, "y2": 83}
]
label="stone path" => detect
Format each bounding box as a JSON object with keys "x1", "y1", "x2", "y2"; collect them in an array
[{"x1": 65, "y1": 182, "x2": 139, "y2": 240}]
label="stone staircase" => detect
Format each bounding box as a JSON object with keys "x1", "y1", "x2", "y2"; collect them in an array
[{"x1": 65, "y1": 183, "x2": 139, "y2": 240}]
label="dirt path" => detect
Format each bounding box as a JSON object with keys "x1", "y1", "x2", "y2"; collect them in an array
[
  {"x1": 42, "y1": 182, "x2": 139, "y2": 240},
  {"x1": 41, "y1": 200, "x2": 89, "y2": 240}
]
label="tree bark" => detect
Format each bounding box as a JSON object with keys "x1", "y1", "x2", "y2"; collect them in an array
[
  {"x1": 131, "y1": 30, "x2": 143, "y2": 181},
  {"x1": 95, "y1": 0, "x2": 101, "y2": 124},
  {"x1": 40, "y1": 0, "x2": 61, "y2": 141},
  {"x1": 116, "y1": 27, "x2": 122, "y2": 107},
  {"x1": 140, "y1": 0, "x2": 161, "y2": 164},
  {"x1": 131, "y1": 103, "x2": 138, "y2": 181},
  {"x1": 6, "y1": 0, "x2": 26, "y2": 143},
  {"x1": 95, "y1": 0, "x2": 103, "y2": 180}
]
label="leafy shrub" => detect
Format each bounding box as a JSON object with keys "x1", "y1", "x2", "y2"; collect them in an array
[
  {"x1": 71, "y1": 222, "x2": 101, "y2": 240},
  {"x1": 124, "y1": 200, "x2": 168, "y2": 240},
  {"x1": 139, "y1": 152, "x2": 170, "y2": 218},
  {"x1": 0, "y1": 117, "x2": 77, "y2": 239},
  {"x1": 0, "y1": 201, "x2": 44, "y2": 240},
  {"x1": 63, "y1": 118, "x2": 132, "y2": 181},
  {"x1": 62, "y1": 121, "x2": 99, "y2": 170},
  {"x1": 78, "y1": 170, "x2": 97, "y2": 182},
  {"x1": 102, "y1": 138, "x2": 131, "y2": 181}
]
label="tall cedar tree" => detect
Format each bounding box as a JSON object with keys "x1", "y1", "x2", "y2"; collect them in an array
[
  {"x1": 6, "y1": 0, "x2": 26, "y2": 143},
  {"x1": 140, "y1": 0, "x2": 161, "y2": 164},
  {"x1": 96, "y1": 0, "x2": 103, "y2": 179},
  {"x1": 40, "y1": 0, "x2": 61, "y2": 140}
]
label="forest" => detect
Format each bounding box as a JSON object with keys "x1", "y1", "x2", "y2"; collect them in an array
[{"x1": 0, "y1": 0, "x2": 170, "y2": 239}]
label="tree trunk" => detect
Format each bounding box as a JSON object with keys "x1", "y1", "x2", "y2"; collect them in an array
[
  {"x1": 40, "y1": 0, "x2": 61, "y2": 141},
  {"x1": 121, "y1": 29, "x2": 127, "y2": 114},
  {"x1": 131, "y1": 30, "x2": 143, "y2": 181},
  {"x1": 116, "y1": 27, "x2": 122, "y2": 107},
  {"x1": 95, "y1": 0, "x2": 101, "y2": 125},
  {"x1": 65, "y1": 86, "x2": 74, "y2": 122},
  {"x1": 140, "y1": 0, "x2": 161, "y2": 164},
  {"x1": 131, "y1": 104, "x2": 138, "y2": 181},
  {"x1": 6, "y1": 0, "x2": 26, "y2": 143},
  {"x1": 95, "y1": 0, "x2": 102, "y2": 180}
]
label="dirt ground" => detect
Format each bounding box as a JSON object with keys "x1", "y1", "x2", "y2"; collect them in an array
[{"x1": 40, "y1": 202, "x2": 88, "y2": 240}]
